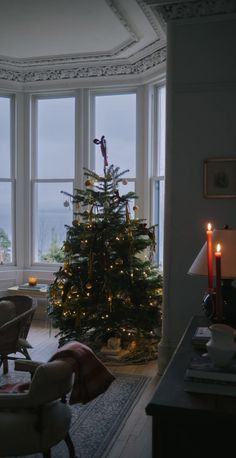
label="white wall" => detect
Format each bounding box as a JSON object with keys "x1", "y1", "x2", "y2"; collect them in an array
[{"x1": 159, "y1": 13, "x2": 236, "y2": 372}]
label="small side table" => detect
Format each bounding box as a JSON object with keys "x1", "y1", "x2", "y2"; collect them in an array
[{"x1": 7, "y1": 285, "x2": 52, "y2": 336}]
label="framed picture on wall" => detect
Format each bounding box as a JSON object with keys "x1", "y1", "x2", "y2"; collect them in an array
[{"x1": 204, "y1": 158, "x2": 236, "y2": 198}]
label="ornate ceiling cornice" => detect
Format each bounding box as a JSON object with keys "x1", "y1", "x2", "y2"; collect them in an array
[
  {"x1": 0, "y1": 47, "x2": 166, "y2": 84},
  {"x1": 147, "y1": 0, "x2": 236, "y2": 21},
  {"x1": 105, "y1": 0, "x2": 139, "y2": 42}
]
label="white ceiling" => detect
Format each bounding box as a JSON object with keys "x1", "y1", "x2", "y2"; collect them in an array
[{"x1": 0, "y1": 0, "x2": 165, "y2": 62}]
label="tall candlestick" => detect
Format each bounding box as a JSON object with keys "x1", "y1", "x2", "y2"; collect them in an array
[
  {"x1": 215, "y1": 243, "x2": 223, "y2": 321},
  {"x1": 206, "y1": 222, "x2": 213, "y2": 291}
]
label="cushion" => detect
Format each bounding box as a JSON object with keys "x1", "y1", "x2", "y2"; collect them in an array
[{"x1": 0, "y1": 301, "x2": 16, "y2": 327}]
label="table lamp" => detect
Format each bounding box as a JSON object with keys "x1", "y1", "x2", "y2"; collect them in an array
[{"x1": 188, "y1": 228, "x2": 236, "y2": 326}]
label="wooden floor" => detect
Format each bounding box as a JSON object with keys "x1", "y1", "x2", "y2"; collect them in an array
[{"x1": 10, "y1": 319, "x2": 161, "y2": 458}]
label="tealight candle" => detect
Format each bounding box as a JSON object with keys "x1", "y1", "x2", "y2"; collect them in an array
[{"x1": 28, "y1": 276, "x2": 38, "y2": 286}]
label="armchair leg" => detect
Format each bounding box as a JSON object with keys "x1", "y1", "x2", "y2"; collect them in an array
[
  {"x1": 21, "y1": 348, "x2": 31, "y2": 359},
  {"x1": 3, "y1": 358, "x2": 8, "y2": 374},
  {"x1": 64, "y1": 432, "x2": 77, "y2": 458}
]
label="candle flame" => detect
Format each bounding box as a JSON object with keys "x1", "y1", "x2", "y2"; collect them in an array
[
  {"x1": 216, "y1": 243, "x2": 221, "y2": 253},
  {"x1": 207, "y1": 222, "x2": 212, "y2": 231}
]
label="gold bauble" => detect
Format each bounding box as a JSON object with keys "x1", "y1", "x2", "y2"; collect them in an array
[
  {"x1": 86, "y1": 281, "x2": 93, "y2": 290},
  {"x1": 85, "y1": 179, "x2": 94, "y2": 186},
  {"x1": 57, "y1": 281, "x2": 64, "y2": 289},
  {"x1": 133, "y1": 205, "x2": 139, "y2": 212},
  {"x1": 70, "y1": 285, "x2": 79, "y2": 294}
]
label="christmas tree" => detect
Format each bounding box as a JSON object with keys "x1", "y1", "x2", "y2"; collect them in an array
[{"x1": 48, "y1": 136, "x2": 163, "y2": 362}]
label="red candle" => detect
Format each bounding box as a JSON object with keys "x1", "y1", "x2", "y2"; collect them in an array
[
  {"x1": 215, "y1": 243, "x2": 223, "y2": 320},
  {"x1": 206, "y1": 223, "x2": 213, "y2": 291}
]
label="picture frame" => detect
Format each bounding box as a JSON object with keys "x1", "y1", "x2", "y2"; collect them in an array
[{"x1": 204, "y1": 158, "x2": 236, "y2": 198}]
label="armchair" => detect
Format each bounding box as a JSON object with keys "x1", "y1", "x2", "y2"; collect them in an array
[
  {"x1": 0, "y1": 295, "x2": 37, "y2": 373},
  {"x1": 0, "y1": 359, "x2": 77, "y2": 457},
  {"x1": 0, "y1": 341, "x2": 115, "y2": 457}
]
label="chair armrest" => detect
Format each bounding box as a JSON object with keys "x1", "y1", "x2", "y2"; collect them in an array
[
  {"x1": 14, "y1": 359, "x2": 42, "y2": 374},
  {"x1": 0, "y1": 392, "x2": 35, "y2": 409}
]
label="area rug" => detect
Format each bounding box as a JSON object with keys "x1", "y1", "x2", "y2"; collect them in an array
[{"x1": 0, "y1": 369, "x2": 150, "y2": 458}]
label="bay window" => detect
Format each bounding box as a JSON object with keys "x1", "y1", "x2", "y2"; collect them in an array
[{"x1": 0, "y1": 84, "x2": 166, "y2": 275}]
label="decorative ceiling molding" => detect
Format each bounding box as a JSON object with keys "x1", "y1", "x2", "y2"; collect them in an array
[
  {"x1": 0, "y1": 0, "x2": 141, "y2": 70},
  {"x1": 105, "y1": 0, "x2": 139, "y2": 42},
  {"x1": 0, "y1": 0, "x2": 167, "y2": 84},
  {"x1": 0, "y1": 47, "x2": 166, "y2": 83},
  {"x1": 137, "y1": 0, "x2": 166, "y2": 35},
  {"x1": 0, "y1": 35, "x2": 138, "y2": 70},
  {"x1": 151, "y1": 0, "x2": 236, "y2": 21}
]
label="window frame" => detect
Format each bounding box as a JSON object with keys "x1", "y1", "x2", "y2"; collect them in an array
[
  {"x1": 30, "y1": 93, "x2": 76, "y2": 266},
  {"x1": 0, "y1": 80, "x2": 166, "y2": 281},
  {"x1": 150, "y1": 83, "x2": 166, "y2": 269},
  {"x1": 0, "y1": 93, "x2": 16, "y2": 266}
]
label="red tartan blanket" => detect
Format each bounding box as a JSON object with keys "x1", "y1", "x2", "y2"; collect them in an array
[
  {"x1": 49, "y1": 341, "x2": 115, "y2": 404},
  {"x1": 0, "y1": 382, "x2": 29, "y2": 393},
  {"x1": 0, "y1": 341, "x2": 115, "y2": 404}
]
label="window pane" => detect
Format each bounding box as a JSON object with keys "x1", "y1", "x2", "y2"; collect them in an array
[
  {"x1": 33, "y1": 182, "x2": 73, "y2": 263},
  {"x1": 0, "y1": 182, "x2": 12, "y2": 263},
  {"x1": 95, "y1": 94, "x2": 136, "y2": 177},
  {"x1": 37, "y1": 98, "x2": 75, "y2": 179},
  {"x1": 154, "y1": 180, "x2": 164, "y2": 269},
  {"x1": 157, "y1": 86, "x2": 166, "y2": 177},
  {"x1": 0, "y1": 97, "x2": 10, "y2": 178}
]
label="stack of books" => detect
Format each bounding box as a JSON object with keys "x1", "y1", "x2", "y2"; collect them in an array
[
  {"x1": 184, "y1": 353, "x2": 236, "y2": 396},
  {"x1": 191, "y1": 326, "x2": 211, "y2": 349},
  {"x1": 18, "y1": 283, "x2": 49, "y2": 292}
]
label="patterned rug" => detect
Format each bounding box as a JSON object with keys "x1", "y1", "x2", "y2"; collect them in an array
[{"x1": 0, "y1": 368, "x2": 150, "y2": 458}]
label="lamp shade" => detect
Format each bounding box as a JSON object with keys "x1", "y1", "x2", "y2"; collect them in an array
[{"x1": 188, "y1": 229, "x2": 236, "y2": 279}]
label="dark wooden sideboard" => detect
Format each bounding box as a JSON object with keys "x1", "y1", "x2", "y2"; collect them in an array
[{"x1": 146, "y1": 315, "x2": 236, "y2": 458}]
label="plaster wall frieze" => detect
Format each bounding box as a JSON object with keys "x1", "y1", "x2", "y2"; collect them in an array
[
  {"x1": 156, "y1": 0, "x2": 236, "y2": 20},
  {"x1": 7, "y1": 47, "x2": 165, "y2": 83},
  {"x1": 0, "y1": 68, "x2": 24, "y2": 83},
  {"x1": 128, "y1": 40, "x2": 163, "y2": 63}
]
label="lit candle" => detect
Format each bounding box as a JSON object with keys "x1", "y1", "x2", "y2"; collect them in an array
[
  {"x1": 215, "y1": 243, "x2": 223, "y2": 320},
  {"x1": 28, "y1": 276, "x2": 38, "y2": 286},
  {"x1": 206, "y1": 222, "x2": 213, "y2": 291}
]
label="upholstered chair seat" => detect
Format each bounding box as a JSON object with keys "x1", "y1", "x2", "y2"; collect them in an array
[{"x1": 0, "y1": 360, "x2": 76, "y2": 458}]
